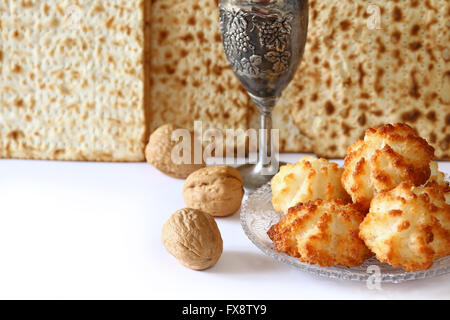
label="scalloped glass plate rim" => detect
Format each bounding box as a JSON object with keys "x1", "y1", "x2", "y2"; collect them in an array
[{"x1": 240, "y1": 180, "x2": 450, "y2": 284}]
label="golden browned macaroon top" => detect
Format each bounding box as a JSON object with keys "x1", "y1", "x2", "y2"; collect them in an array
[
  {"x1": 268, "y1": 199, "x2": 372, "y2": 267},
  {"x1": 342, "y1": 123, "x2": 435, "y2": 210},
  {"x1": 271, "y1": 156, "x2": 350, "y2": 214},
  {"x1": 360, "y1": 182, "x2": 450, "y2": 272}
]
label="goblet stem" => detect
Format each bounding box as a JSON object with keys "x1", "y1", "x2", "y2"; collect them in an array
[
  {"x1": 238, "y1": 96, "x2": 283, "y2": 192},
  {"x1": 259, "y1": 110, "x2": 272, "y2": 168},
  {"x1": 252, "y1": 96, "x2": 279, "y2": 176}
]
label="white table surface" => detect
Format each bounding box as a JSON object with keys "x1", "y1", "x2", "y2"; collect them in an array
[{"x1": 0, "y1": 154, "x2": 449, "y2": 300}]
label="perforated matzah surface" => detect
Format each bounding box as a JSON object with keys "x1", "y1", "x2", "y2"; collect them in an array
[{"x1": 0, "y1": 0, "x2": 147, "y2": 161}]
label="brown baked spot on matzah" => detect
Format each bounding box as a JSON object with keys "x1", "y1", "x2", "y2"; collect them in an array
[
  {"x1": 425, "y1": 92, "x2": 437, "y2": 107},
  {"x1": 392, "y1": 49, "x2": 404, "y2": 67},
  {"x1": 376, "y1": 37, "x2": 386, "y2": 55},
  {"x1": 426, "y1": 111, "x2": 436, "y2": 121},
  {"x1": 180, "y1": 33, "x2": 194, "y2": 43},
  {"x1": 325, "y1": 101, "x2": 335, "y2": 115},
  {"x1": 20, "y1": 1, "x2": 34, "y2": 8},
  {"x1": 358, "y1": 63, "x2": 366, "y2": 87},
  {"x1": 343, "y1": 77, "x2": 352, "y2": 87},
  {"x1": 340, "y1": 20, "x2": 351, "y2": 31},
  {"x1": 53, "y1": 149, "x2": 65, "y2": 157},
  {"x1": 358, "y1": 114, "x2": 366, "y2": 126},
  {"x1": 165, "y1": 65, "x2": 176, "y2": 74},
  {"x1": 401, "y1": 109, "x2": 422, "y2": 123},
  {"x1": 312, "y1": 9, "x2": 319, "y2": 20},
  {"x1": 393, "y1": 7, "x2": 403, "y2": 21},
  {"x1": 430, "y1": 132, "x2": 437, "y2": 143},
  {"x1": 446, "y1": 114, "x2": 450, "y2": 125},
  {"x1": 195, "y1": 31, "x2": 206, "y2": 44},
  {"x1": 311, "y1": 39, "x2": 320, "y2": 52},
  {"x1": 374, "y1": 68, "x2": 384, "y2": 95},
  {"x1": 12, "y1": 30, "x2": 21, "y2": 39},
  {"x1": 426, "y1": 48, "x2": 437, "y2": 62},
  {"x1": 158, "y1": 30, "x2": 168, "y2": 44},
  {"x1": 440, "y1": 135, "x2": 450, "y2": 150},
  {"x1": 409, "y1": 70, "x2": 421, "y2": 99},
  {"x1": 340, "y1": 107, "x2": 350, "y2": 119},
  {"x1": 297, "y1": 99, "x2": 305, "y2": 111},
  {"x1": 11, "y1": 64, "x2": 22, "y2": 73},
  {"x1": 105, "y1": 17, "x2": 114, "y2": 29},
  {"x1": 341, "y1": 123, "x2": 352, "y2": 136},
  {"x1": 411, "y1": 25, "x2": 420, "y2": 36},
  {"x1": 360, "y1": 93, "x2": 370, "y2": 99},
  {"x1": 187, "y1": 16, "x2": 196, "y2": 26},
  {"x1": 7, "y1": 130, "x2": 24, "y2": 141},
  {"x1": 409, "y1": 41, "x2": 422, "y2": 51},
  {"x1": 425, "y1": 0, "x2": 438, "y2": 12},
  {"x1": 355, "y1": 4, "x2": 363, "y2": 16},
  {"x1": 179, "y1": 49, "x2": 188, "y2": 58},
  {"x1": 391, "y1": 31, "x2": 402, "y2": 43},
  {"x1": 372, "y1": 110, "x2": 383, "y2": 117},
  {"x1": 13, "y1": 98, "x2": 24, "y2": 108}
]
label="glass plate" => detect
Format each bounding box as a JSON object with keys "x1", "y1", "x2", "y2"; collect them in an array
[{"x1": 240, "y1": 182, "x2": 450, "y2": 283}]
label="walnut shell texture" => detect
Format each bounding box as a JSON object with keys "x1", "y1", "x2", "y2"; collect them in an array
[
  {"x1": 161, "y1": 208, "x2": 223, "y2": 271},
  {"x1": 360, "y1": 182, "x2": 450, "y2": 272},
  {"x1": 145, "y1": 124, "x2": 205, "y2": 179},
  {"x1": 183, "y1": 165, "x2": 244, "y2": 217},
  {"x1": 342, "y1": 123, "x2": 435, "y2": 210}
]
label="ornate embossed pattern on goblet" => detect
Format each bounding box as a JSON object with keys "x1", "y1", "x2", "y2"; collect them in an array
[
  {"x1": 218, "y1": 1, "x2": 308, "y2": 191},
  {"x1": 220, "y1": 9, "x2": 293, "y2": 76},
  {"x1": 219, "y1": 1, "x2": 308, "y2": 99}
]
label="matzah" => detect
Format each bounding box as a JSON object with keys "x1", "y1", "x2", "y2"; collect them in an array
[
  {"x1": 148, "y1": 0, "x2": 249, "y2": 135},
  {"x1": 0, "y1": 0, "x2": 148, "y2": 161},
  {"x1": 289, "y1": 0, "x2": 450, "y2": 159}
]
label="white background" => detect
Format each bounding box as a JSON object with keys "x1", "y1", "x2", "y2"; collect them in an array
[{"x1": 0, "y1": 154, "x2": 449, "y2": 300}]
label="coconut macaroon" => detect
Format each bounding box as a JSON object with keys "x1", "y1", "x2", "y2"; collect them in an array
[
  {"x1": 271, "y1": 156, "x2": 350, "y2": 214},
  {"x1": 426, "y1": 162, "x2": 449, "y2": 204},
  {"x1": 427, "y1": 162, "x2": 448, "y2": 187},
  {"x1": 342, "y1": 123, "x2": 435, "y2": 211},
  {"x1": 360, "y1": 182, "x2": 450, "y2": 272},
  {"x1": 268, "y1": 199, "x2": 372, "y2": 267}
]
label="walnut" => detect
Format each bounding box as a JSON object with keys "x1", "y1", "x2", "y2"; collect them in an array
[
  {"x1": 161, "y1": 208, "x2": 223, "y2": 270},
  {"x1": 183, "y1": 165, "x2": 244, "y2": 217},
  {"x1": 145, "y1": 124, "x2": 205, "y2": 179}
]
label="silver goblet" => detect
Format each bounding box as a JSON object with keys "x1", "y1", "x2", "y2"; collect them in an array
[{"x1": 219, "y1": 0, "x2": 309, "y2": 191}]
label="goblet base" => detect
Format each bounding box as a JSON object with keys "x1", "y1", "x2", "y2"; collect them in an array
[{"x1": 237, "y1": 162, "x2": 287, "y2": 193}]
